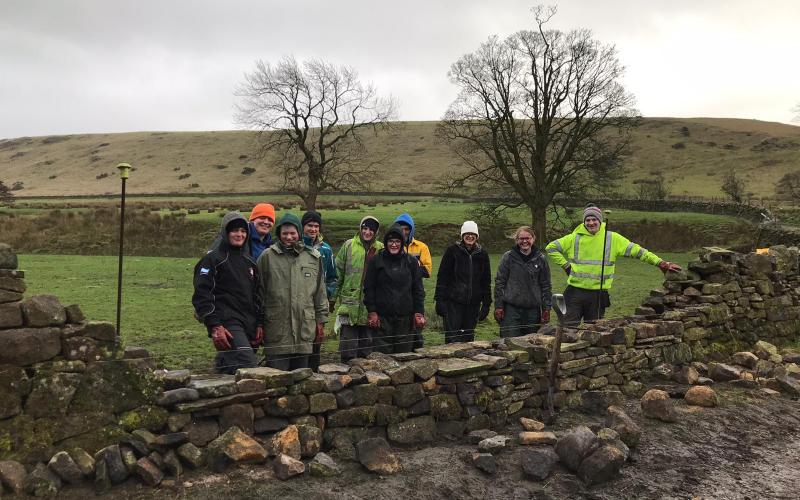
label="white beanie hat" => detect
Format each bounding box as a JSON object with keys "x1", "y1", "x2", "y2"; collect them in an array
[{"x1": 460, "y1": 220, "x2": 479, "y2": 237}]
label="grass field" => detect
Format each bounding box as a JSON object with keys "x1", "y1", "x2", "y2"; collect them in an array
[
  {"x1": 20, "y1": 250, "x2": 694, "y2": 372},
  {"x1": 1, "y1": 196, "x2": 750, "y2": 259}
]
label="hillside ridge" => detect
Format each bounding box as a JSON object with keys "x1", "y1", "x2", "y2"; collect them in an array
[{"x1": 2, "y1": 118, "x2": 799, "y2": 198}]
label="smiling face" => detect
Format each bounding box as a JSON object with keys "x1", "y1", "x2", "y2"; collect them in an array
[
  {"x1": 387, "y1": 238, "x2": 403, "y2": 255},
  {"x1": 227, "y1": 227, "x2": 248, "y2": 247},
  {"x1": 584, "y1": 216, "x2": 601, "y2": 235},
  {"x1": 360, "y1": 225, "x2": 375, "y2": 242},
  {"x1": 279, "y1": 224, "x2": 299, "y2": 246},
  {"x1": 462, "y1": 232, "x2": 478, "y2": 248},
  {"x1": 516, "y1": 230, "x2": 535, "y2": 253},
  {"x1": 252, "y1": 216, "x2": 274, "y2": 237},
  {"x1": 303, "y1": 221, "x2": 320, "y2": 240}
]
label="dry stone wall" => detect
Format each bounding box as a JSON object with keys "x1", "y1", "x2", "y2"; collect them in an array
[{"x1": 1, "y1": 242, "x2": 800, "y2": 493}]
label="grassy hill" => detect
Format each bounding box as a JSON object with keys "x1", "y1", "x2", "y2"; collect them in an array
[{"x1": 2, "y1": 118, "x2": 799, "y2": 199}]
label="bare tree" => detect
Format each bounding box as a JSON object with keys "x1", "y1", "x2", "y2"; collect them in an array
[
  {"x1": 437, "y1": 6, "x2": 638, "y2": 239},
  {"x1": 0, "y1": 180, "x2": 13, "y2": 207},
  {"x1": 235, "y1": 57, "x2": 397, "y2": 210},
  {"x1": 721, "y1": 170, "x2": 746, "y2": 203}
]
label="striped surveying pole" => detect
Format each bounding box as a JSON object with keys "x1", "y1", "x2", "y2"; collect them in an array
[{"x1": 115, "y1": 163, "x2": 131, "y2": 339}]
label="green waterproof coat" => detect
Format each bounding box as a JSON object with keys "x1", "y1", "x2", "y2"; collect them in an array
[
  {"x1": 545, "y1": 222, "x2": 663, "y2": 291},
  {"x1": 334, "y1": 235, "x2": 384, "y2": 326},
  {"x1": 257, "y1": 242, "x2": 328, "y2": 355}
]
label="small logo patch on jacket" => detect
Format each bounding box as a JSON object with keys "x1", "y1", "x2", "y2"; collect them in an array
[{"x1": 199, "y1": 267, "x2": 210, "y2": 275}]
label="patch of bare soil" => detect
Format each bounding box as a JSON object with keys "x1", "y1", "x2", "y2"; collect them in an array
[{"x1": 59, "y1": 385, "x2": 800, "y2": 500}]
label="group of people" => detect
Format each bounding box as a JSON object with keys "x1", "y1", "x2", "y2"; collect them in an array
[{"x1": 192, "y1": 202, "x2": 681, "y2": 374}]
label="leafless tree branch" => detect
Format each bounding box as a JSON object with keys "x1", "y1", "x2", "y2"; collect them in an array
[
  {"x1": 234, "y1": 56, "x2": 397, "y2": 209},
  {"x1": 437, "y1": 7, "x2": 638, "y2": 240}
]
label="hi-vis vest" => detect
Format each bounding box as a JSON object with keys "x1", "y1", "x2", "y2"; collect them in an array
[
  {"x1": 334, "y1": 236, "x2": 383, "y2": 325},
  {"x1": 545, "y1": 222, "x2": 662, "y2": 291}
]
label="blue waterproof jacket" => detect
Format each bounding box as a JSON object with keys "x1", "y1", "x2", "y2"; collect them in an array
[{"x1": 248, "y1": 222, "x2": 273, "y2": 261}]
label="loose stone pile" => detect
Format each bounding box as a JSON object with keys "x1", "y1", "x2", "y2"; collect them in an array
[{"x1": 467, "y1": 408, "x2": 640, "y2": 486}]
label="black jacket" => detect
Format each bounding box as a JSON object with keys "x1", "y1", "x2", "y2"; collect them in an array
[
  {"x1": 363, "y1": 224, "x2": 425, "y2": 317},
  {"x1": 192, "y1": 212, "x2": 262, "y2": 335},
  {"x1": 494, "y1": 246, "x2": 552, "y2": 310},
  {"x1": 435, "y1": 242, "x2": 491, "y2": 306}
]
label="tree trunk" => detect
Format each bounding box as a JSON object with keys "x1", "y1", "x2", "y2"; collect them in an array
[{"x1": 530, "y1": 203, "x2": 548, "y2": 247}]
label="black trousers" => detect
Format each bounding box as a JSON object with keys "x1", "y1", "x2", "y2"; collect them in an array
[
  {"x1": 309, "y1": 340, "x2": 322, "y2": 371},
  {"x1": 499, "y1": 303, "x2": 541, "y2": 338},
  {"x1": 373, "y1": 315, "x2": 414, "y2": 354},
  {"x1": 442, "y1": 301, "x2": 480, "y2": 344},
  {"x1": 339, "y1": 324, "x2": 373, "y2": 362},
  {"x1": 213, "y1": 323, "x2": 258, "y2": 375},
  {"x1": 563, "y1": 285, "x2": 610, "y2": 327}
]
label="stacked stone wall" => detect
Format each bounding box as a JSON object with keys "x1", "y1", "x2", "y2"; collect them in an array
[
  {"x1": 2, "y1": 242, "x2": 800, "y2": 492},
  {"x1": 0, "y1": 243, "x2": 160, "y2": 465}
]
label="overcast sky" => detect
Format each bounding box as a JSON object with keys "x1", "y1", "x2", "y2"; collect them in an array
[{"x1": 1, "y1": 0, "x2": 798, "y2": 139}]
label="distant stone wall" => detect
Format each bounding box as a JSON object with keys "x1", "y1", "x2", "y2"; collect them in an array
[{"x1": 2, "y1": 242, "x2": 800, "y2": 493}]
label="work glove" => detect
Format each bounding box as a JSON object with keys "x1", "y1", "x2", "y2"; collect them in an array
[
  {"x1": 563, "y1": 264, "x2": 572, "y2": 276},
  {"x1": 478, "y1": 302, "x2": 491, "y2": 321},
  {"x1": 315, "y1": 323, "x2": 325, "y2": 343},
  {"x1": 211, "y1": 325, "x2": 233, "y2": 351},
  {"x1": 541, "y1": 309, "x2": 551, "y2": 325},
  {"x1": 657, "y1": 261, "x2": 682, "y2": 273},
  {"x1": 250, "y1": 325, "x2": 264, "y2": 348},
  {"x1": 435, "y1": 301, "x2": 446, "y2": 317},
  {"x1": 328, "y1": 300, "x2": 336, "y2": 313},
  {"x1": 414, "y1": 313, "x2": 426, "y2": 329},
  {"x1": 367, "y1": 312, "x2": 380, "y2": 329},
  {"x1": 494, "y1": 307, "x2": 505, "y2": 323}
]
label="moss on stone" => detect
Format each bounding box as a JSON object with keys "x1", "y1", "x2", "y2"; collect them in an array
[{"x1": 118, "y1": 405, "x2": 168, "y2": 432}]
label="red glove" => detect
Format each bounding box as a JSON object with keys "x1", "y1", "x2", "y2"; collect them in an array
[
  {"x1": 541, "y1": 309, "x2": 550, "y2": 324},
  {"x1": 367, "y1": 312, "x2": 380, "y2": 329},
  {"x1": 657, "y1": 261, "x2": 682, "y2": 273},
  {"x1": 494, "y1": 308, "x2": 505, "y2": 323},
  {"x1": 250, "y1": 325, "x2": 264, "y2": 348},
  {"x1": 211, "y1": 325, "x2": 233, "y2": 351},
  {"x1": 414, "y1": 313, "x2": 426, "y2": 329},
  {"x1": 315, "y1": 323, "x2": 325, "y2": 343}
]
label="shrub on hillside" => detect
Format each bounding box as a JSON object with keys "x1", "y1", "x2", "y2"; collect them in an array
[
  {"x1": 636, "y1": 173, "x2": 669, "y2": 201},
  {"x1": 721, "y1": 171, "x2": 746, "y2": 203}
]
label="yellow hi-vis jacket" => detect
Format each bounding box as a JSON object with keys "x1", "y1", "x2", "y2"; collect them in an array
[
  {"x1": 405, "y1": 238, "x2": 433, "y2": 278},
  {"x1": 545, "y1": 222, "x2": 663, "y2": 291}
]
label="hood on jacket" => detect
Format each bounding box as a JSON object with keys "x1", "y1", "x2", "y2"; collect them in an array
[
  {"x1": 276, "y1": 212, "x2": 302, "y2": 234},
  {"x1": 211, "y1": 211, "x2": 250, "y2": 252},
  {"x1": 360, "y1": 215, "x2": 380, "y2": 232},
  {"x1": 383, "y1": 223, "x2": 406, "y2": 249},
  {"x1": 394, "y1": 213, "x2": 415, "y2": 245}
]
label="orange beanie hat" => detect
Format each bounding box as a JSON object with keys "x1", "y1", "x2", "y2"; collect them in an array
[{"x1": 249, "y1": 203, "x2": 276, "y2": 222}]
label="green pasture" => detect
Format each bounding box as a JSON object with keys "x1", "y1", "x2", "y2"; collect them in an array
[{"x1": 20, "y1": 250, "x2": 694, "y2": 372}]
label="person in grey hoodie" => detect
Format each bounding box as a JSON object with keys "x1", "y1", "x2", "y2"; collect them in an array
[{"x1": 494, "y1": 226, "x2": 552, "y2": 337}]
